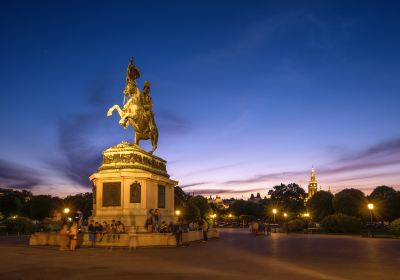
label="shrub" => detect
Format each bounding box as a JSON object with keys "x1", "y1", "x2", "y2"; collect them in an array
[
  {"x1": 42, "y1": 218, "x2": 63, "y2": 232},
  {"x1": 4, "y1": 217, "x2": 34, "y2": 234},
  {"x1": 389, "y1": 218, "x2": 400, "y2": 236},
  {"x1": 286, "y1": 219, "x2": 306, "y2": 232},
  {"x1": 322, "y1": 214, "x2": 361, "y2": 234}
]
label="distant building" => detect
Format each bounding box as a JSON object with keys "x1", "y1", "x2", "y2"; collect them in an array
[
  {"x1": 208, "y1": 195, "x2": 229, "y2": 209},
  {"x1": 223, "y1": 197, "x2": 236, "y2": 206},
  {"x1": 307, "y1": 166, "x2": 318, "y2": 200},
  {"x1": 248, "y1": 192, "x2": 262, "y2": 203}
]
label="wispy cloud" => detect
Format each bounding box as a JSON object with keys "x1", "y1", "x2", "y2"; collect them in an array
[
  {"x1": 216, "y1": 137, "x2": 400, "y2": 190},
  {"x1": 0, "y1": 159, "x2": 42, "y2": 189},
  {"x1": 180, "y1": 162, "x2": 246, "y2": 178}
]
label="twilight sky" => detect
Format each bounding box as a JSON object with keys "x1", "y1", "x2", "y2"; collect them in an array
[{"x1": 1, "y1": 0, "x2": 399, "y2": 198}]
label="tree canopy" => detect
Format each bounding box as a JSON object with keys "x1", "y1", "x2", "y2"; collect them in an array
[
  {"x1": 369, "y1": 186, "x2": 400, "y2": 222},
  {"x1": 332, "y1": 188, "x2": 368, "y2": 218},
  {"x1": 307, "y1": 191, "x2": 334, "y2": 221},
  {"x1": 268, "y1": 183, "x2": 306, "y2": 213}
]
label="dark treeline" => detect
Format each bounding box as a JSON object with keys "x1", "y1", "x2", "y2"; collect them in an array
[
  {"x1": 0, "y1": 188, "x2": 92, "y2": 221},
  {"x1": 1, "y1": 184, "x2": 400, "y2": 235}
]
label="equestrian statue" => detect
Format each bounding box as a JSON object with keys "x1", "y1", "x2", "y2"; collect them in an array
[{"x1": 107, "y1": 57, "x2": 158, "y2": 154}]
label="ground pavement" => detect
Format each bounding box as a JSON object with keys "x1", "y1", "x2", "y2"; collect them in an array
[{"x1": 0, "y1": 228, "x2": 399, "y2": 280}]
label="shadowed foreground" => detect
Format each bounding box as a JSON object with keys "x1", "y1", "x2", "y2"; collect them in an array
[{"x1": 0, "y1": 229, "x2": 399, "y2": 280}]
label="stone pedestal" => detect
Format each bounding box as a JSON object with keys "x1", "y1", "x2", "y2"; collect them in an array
[{"x1": 90, "y1": 141, "x2": 177, "y2": 232}]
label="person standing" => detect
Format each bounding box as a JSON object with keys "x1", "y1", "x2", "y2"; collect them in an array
[
  {"x1": 173, "y1": 220, "x2": 183, "y2": 246},
  {"x1": 128, "y1": 225, "x2": 138, "y2": 251},
  {"x1": 69, "y1": 223, "x2": 78, "y2": 251},
  {"x1": 202, "y1": 219, "x2": 209, "y2": 242},
  {"x1": 88, "y1": 220, "x2": 96, "y2": 248},
  {"x1": 59, "y1": 223, "x2": 69, "y2": 251}
]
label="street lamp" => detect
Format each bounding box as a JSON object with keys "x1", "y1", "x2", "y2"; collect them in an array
[
  {"x1": 272, "y1": 209, "x2": 277, "y2": 223},
  {"x1": 368, "y1": 203, "x2": 374, "y2": 223}
]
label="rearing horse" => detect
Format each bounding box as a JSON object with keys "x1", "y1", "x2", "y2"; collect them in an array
[{"x1": 107, "y1": 93, "x2": 158, "y2": 154}]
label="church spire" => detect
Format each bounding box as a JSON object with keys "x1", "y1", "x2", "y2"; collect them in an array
[{"x1": 307, "y1": 165, "x2": 318, "y2": 200}]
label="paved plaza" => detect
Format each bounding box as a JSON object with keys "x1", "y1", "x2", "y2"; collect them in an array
[{"x1": 0, "y1": 229, "x2": 399, "y2": 280}]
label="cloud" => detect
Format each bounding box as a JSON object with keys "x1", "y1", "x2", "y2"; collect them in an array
[
  {"x1": 220, "y1": 137, "x2": 400, "y2": 189},
  {"x1": 156, "y1": 110, "x2": 191, "y2": 135},
  {"x1": 191, "y1": 187, "x2": 265, "y2": 196},
  {"x1": 52, "y1": 114, "x2": 103, "y2": 187},
  {"x1": 180, "y1": 181, "x2": 212, "y2": 189},
  {"x1": 0, "y1": 159, "x2": 42, "y2": 189},
  {"x1": 224, "y1": 171, "x2": 306, "y2": 185},
  {"x1": 180, "y1": 162, "x2": 246, "y2": 178},
  {"x1": 46, "y1": 78, "x2": 117, "y2": 188}
]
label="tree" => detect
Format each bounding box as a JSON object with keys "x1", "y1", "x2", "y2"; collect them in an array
[
  {"x1": 29, "y1": 195, "x2": 53, "y2": 220},
  {"x1": 332, "y1": 188, "x2": 368, "y2": 218},
  {"x1": 307, "y1": 191, "x2": 334, "y2": 221},
  {"x1": 0, "y1": 192, "x2": 22, "y2": 218},
  {"x1": 64, "y1": 192, "x2": 93, "y2": 218},
  {"x1": 174, "y1": 186, "x2": 190, "y2": 210},
  {"x1": 189, "y1": 196, "x2": 210, "y2": 218},
  {"x1": 230, "y1": 200, "x2": 265, "y2": 218},
  {"x1": 268, "y1": 183, "x2": 307, "y2": 213},
  {"x1": 369, "y1": 186, "x2": 400, "y2": 222},
  {"x1": 183, "y1": 201, "x2": 201, "y2": 221}
]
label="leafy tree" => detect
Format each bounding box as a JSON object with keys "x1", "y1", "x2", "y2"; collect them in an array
[
  {"x1": 63, "y1": 192, "x2": 93, "y2": 218},
  {"x1": 332, "y1": 188, "x2": 368, "y2": 218},
  {"x1": 0, "y1": 192, "x2": 22, "y2": 217},
  {"x1": 369, "y1": 186, "x2": 400, "y2": 222},
  {"x1": 268, "y1": 183, "x2": 307, "y2": 213},
  {"x1": 189, "y1": 196, "x2": 210, "y2": 218},
  {"x1": 174, "y1": 186, "x2": 190, "y2": 210},
  {"x1": 231, "y1": 200, "x2": 265, "y2": 218},
  {"x1": 29, "y1": 195, "x2": 53, "y2": 220},
  {"x1": 307, "y1": 191, "x2": 334, "y2": 221},
  {"x1": 5, "y1": 216, "x2": 34, "y2": 234},
  {"x1": 183, "y1": 201, "x2": 201, "y2": 221}
]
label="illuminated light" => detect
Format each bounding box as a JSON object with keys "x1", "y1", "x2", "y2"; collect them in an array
[
  {"x1": 283, "y1": 213, "x2": 287, "y2": 217},
  {"x1": 272, "y1": 209, "x2": 277, "y2": 214},
  {"x1": 212, "y1": 214, "x2": 217, "y2": 218},
  {"x1": 304, "y1": 213, "x2": 310, "y2": 217},
  {"x1": 63, "y1": 208, "x2": 70, "y2": 214},
  {"x1": 67, "y1": 217, "x2": 72, "y2": 222},
  {"x1": 368, "y1": 203, "x2": 374, "y2": 210},
  {"x1": 228, "y1": 214, "x2": 232, "y2": 218},
  {"x1": 175, "y1": 210, "x2": 180, "y2": 216}
]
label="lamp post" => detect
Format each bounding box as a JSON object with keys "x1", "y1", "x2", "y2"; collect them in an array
[
  {"x1": 367, "y1": 203, "x2": 374, "y2": 223},
  {"x1": 272, "y1": 209, "x2": 277, "y2": 223}
]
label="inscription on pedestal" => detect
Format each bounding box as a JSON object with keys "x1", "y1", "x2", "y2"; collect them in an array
[
  {"x1": 102, "y1": 182, "x2": 121, "y2": 207},
  {"x1": 130, "y1": 182, "x2": 141, "y2": 203}
]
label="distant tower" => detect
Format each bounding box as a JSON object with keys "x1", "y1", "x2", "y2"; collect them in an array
[{"x1": 308, "y1": 166, "x2": 318, "y2": 200}]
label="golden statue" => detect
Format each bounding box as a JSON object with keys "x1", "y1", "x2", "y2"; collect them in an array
[{"x1": 107, "y1": 57, "x2": 159, "y2": 154}]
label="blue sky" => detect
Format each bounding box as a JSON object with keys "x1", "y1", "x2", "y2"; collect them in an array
[{"x1": 1, "y1": 0, "x2": 399, "y2": 197}]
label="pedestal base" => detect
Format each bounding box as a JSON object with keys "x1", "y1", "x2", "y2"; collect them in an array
[{"x1": 90, "y1": 142, "x2": 178, "y2": 231}]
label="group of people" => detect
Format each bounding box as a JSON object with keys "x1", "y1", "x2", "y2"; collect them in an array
[
  {"x1": 88, "y1": 220, "x2": 126, "y2": 247},
  {"x1": 59, "y1": 210, "x2": 212, "y2": 250},
  {"x1": 250, "y1": 220, "x2": 272, "y2": 236}
]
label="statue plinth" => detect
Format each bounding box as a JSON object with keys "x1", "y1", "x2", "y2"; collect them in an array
[{"x1": 90, "y1": 141, "x2": 178, "y2": 231}]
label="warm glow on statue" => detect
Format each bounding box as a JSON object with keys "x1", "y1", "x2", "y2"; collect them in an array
[{"x1": 107, "y1": 57, "x2": 159, "y2": 154}]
